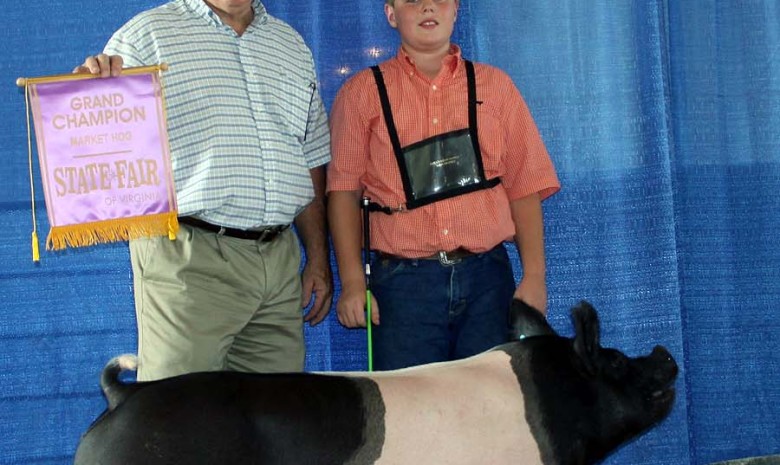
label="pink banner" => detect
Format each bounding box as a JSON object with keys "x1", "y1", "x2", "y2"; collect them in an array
[{"x1": 29, "y1": 73, "x2": 176, "y2": 231}]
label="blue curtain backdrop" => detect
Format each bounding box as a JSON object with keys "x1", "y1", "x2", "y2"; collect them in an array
[{"x1": 1, "y1": 1, "x2": 778, "y2": 464}]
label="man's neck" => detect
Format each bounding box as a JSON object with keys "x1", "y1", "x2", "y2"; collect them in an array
[{"x1": 204, "y1": 1, "x2": 254, "y2": 35}]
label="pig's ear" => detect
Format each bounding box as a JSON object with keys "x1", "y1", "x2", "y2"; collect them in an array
[
  {"x1": 572, "y1": 301, "x2": 601, "y2": 375},
  {"x1": 509, "y1": 299, "x2": 555, "y2": 339}
]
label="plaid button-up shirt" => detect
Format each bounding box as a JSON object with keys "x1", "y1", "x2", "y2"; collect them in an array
[{"x1": 105, "y1": 0, "x2": 330, "y2": 228}]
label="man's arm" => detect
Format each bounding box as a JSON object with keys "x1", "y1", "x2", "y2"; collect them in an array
[
  {"x1": 510, "y1": 192, "x2": 548, "y2": 314},
  {"x1": 294, "y1": 165, "x2": 333, "y2": 325}
]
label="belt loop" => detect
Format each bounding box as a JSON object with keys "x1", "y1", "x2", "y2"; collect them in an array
[
  {"x1": 217, "y1": 226, "x2": 226, "y2": 236},
  {"x1": 214, "y1": 234, "x2": 229, "y2": 262},
  {"x1": 257, "y1": 229, "x2": 270, "y2": 242}
]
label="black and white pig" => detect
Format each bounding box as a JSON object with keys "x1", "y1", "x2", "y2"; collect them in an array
[{"x1": 74, "y1": 300, "x2": 678, "y2": 465}]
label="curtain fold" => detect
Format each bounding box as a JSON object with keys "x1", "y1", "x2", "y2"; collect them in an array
[{"x1": 669, "y1": 2, "x2": 780, "y2": 463}]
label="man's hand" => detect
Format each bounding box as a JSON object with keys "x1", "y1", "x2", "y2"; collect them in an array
[
  {"x1": 336, "y1": 280, "x2": 380, "y2": 328},
  {"x1": 295, "y1": 166, "x2": 332, "y2": 326},
  {"x1": 301, "y1": 259, "x2": 333, "y2": 326},
  {"x1": 72, "y1": 53, "x2": 124, "y2": 77}
]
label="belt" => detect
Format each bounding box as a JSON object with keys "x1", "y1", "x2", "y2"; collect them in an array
[
  {"x1": 178, "y1": 217, "x2": 289, "y2": 242},
  {"x1": 377, "y1": 248, "x2": 476, "y2": 266}
]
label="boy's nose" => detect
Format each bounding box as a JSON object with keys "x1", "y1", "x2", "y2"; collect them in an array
[{"x1": 421, "y1": 0, "x2": 436, "y2": 11}]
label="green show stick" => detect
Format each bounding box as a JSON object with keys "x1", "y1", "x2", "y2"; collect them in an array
[{"x1": 361, "y1": 197, "x2": 374, "y2": 372}]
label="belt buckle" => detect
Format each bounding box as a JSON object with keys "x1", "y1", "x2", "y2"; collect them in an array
[{"x1": 437, "y1": 250, "x2": 461, "y2": 266}]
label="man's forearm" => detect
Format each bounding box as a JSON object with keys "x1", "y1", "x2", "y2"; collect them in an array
[{"x1": 294, "y1": 166, "x2": 329, "y2": 265}]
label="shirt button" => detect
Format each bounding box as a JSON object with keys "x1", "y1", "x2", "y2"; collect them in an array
[
  {"x1": 442, "y1": 229, "x2": 449, "y2": 235},
  {"x1": 432, "y1": 85, "x2": 438, "y2": 91},
  {"x1": 432, "y1": 118, "x2": 439, "y2": 125}
]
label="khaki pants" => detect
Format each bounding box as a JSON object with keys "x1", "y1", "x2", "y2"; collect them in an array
[{"x1": 129, "y1": 225, "x2": 303, "y2": 381}]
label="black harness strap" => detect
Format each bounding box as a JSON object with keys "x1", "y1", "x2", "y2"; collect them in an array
[
  {"x1": 370, "y1": 61, "x2": 499, "y2": 211},
  {"x1": 466, "y1": 60, "x2": 491, "y2": 182},
  {"x1": 371, "y1": 65, "x2": 415, "y2": 203}
]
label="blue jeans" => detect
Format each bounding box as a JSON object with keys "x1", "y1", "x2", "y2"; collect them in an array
[{"x1": 371, "y1": 245, "x2": 515, "y2": 370}]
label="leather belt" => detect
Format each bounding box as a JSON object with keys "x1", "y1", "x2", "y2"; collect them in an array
[
  {"x1": 179, "y1": 217, "x2": 289, "y2": 242},
  {"x1": 377, "y1": 248, "x2": 476, "y2": 266}
]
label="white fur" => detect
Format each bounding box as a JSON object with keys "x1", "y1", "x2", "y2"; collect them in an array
[
  {"x1": 116, "y1": 354, "x2": 138, "y2": 372},
  {"x1": 333, "y1": 351, "x2": 543, "y2": 465}
]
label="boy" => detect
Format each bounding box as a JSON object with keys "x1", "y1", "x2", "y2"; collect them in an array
[{"x1": 327, "y1": 0, "x2": 559, "y2": 370}]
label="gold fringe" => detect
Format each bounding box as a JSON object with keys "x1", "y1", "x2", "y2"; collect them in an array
[
  {"x1": 167, "y1": 216, "x2": 177, "y2": 240},
  {"x1": 46, "y1": 212, "x2": 179, "y2": 251}
]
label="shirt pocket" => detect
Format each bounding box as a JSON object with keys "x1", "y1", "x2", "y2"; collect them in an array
[
  {"x1": 277, "y1": 74, "x2": 316, "y2": 144},
  {"x1": 476, "y1": 102, "x2": 506, "y2": 178}
]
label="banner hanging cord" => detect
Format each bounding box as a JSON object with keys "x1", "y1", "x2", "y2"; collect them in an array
[{"x1": 24, "y1": 84, "x2": 40, "y2": 262}]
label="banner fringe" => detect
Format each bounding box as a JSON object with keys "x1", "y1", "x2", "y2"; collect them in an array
[{"x1": 46, "y1": 212, "x2": 179, "y2": 251}]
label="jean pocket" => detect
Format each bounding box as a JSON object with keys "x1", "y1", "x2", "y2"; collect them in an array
[
  {"x1": 485, "y1": 244, "x2": 512, "y2": 270},
  {"x1": 371, "y1": 258, "x2": 408, "y2": 287}
]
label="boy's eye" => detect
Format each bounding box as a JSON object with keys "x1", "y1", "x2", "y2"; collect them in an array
[{"x1": 401, "y1": 0, "x2": 448, "y2": 5}]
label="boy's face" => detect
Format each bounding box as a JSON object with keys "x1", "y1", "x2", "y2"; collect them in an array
[{"x1": 385, "y1": 0, "x2": 458, "y2": 55}]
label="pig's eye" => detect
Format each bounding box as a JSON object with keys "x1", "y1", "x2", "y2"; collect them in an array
[{"x1": 610, "y1": 355, "x2": 628, "y2": 372}]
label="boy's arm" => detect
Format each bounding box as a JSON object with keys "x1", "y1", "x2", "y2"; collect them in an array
[
  {"x1": 328, "y1": 190, "x2": 380, "y2": 327},
  {"x1": 510, "y1": 192, "x2": 548, "y2": 314}
]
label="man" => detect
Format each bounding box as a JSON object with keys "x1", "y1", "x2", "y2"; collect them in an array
[
  {"x1": 327, "y1": 0, "x2": 560, "y2": 370},
  {"x1": 75, "y1": 0, "x2": 332, "y2": 381}
]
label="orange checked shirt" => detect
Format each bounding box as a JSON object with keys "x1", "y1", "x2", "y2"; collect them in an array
[{"x1": 327, "y1": 46, "x2": 560, "y2": 258}]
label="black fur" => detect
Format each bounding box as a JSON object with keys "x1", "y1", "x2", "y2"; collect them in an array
[
  {"x1": 75, "y1": 371, "x2": 385, "y2": 465},
  {"x1": 499, "y1": 300, "x2": 678, "y2": 464},
  {"x1": 509, "y1": 299, "x2": 555, "y2": 340}
]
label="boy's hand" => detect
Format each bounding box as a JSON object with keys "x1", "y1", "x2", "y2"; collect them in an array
[
  {"x1": 337, "y1": 281, "x2": 380, "y2": 328},
  {"x1": 513, "y1": 274, "x2": 547, "y2": 315}
]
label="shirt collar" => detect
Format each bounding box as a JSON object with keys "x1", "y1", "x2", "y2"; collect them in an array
[
  {"x1": 183, "y1": 0, "x2": 267, "y2": 30},
  {"x1": 396, "y1": 44, "x2": 463, "y2": 80}
]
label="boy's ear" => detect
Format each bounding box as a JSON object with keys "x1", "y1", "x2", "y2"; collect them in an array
[{"x1": 384, "y1": 3, "x2": 398, "y2": 28}]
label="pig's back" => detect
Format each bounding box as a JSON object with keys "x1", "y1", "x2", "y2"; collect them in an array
[{"x1": 364, "y1": 351, "x2": 544, "y2": 465}]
